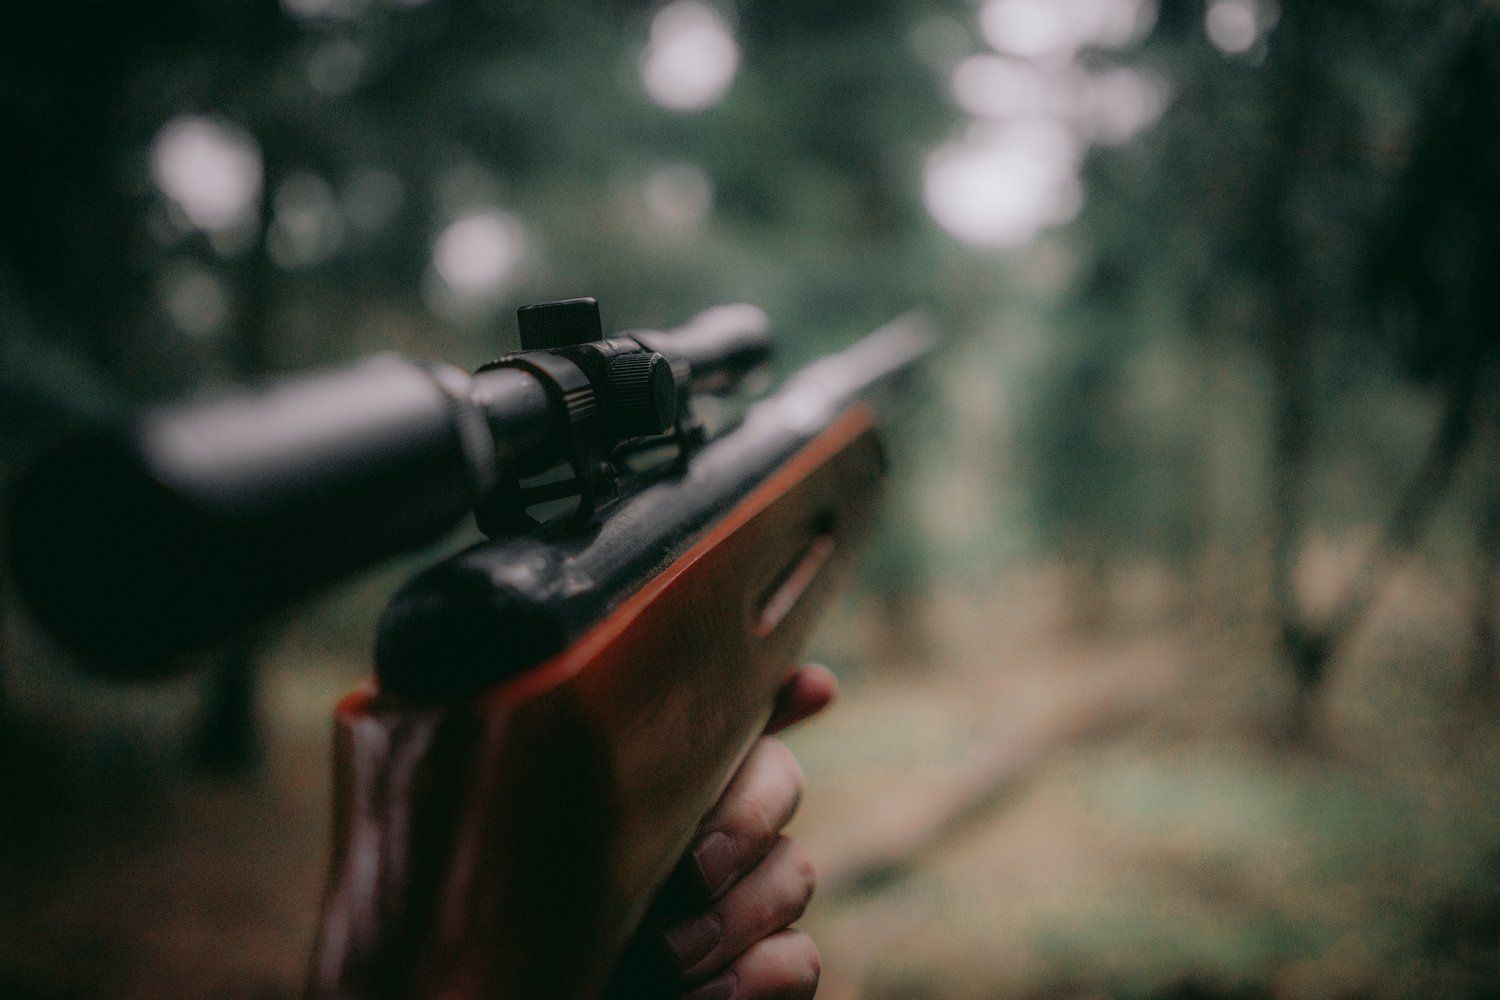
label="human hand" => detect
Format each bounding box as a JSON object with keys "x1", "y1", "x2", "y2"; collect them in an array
[{"x1": 608, "y1": 664, "x2": 836, "y2": 999}]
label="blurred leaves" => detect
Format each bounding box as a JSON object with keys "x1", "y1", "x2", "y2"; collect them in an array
[{"x1": 2, "y1": 0, "x2": 1497, "y2": 640}]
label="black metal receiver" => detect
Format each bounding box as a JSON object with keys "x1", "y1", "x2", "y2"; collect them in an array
[{"x1": 7, "y1": 298, "x2": 774, "y2": 674}]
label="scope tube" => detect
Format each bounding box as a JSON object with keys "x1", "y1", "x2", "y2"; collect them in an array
[
  {"x1": 631, "y1": 303, "x2": 772, "y2": 393},
  {"x1": 8, "y1": 356, "x2": 494, "y2": 674}
]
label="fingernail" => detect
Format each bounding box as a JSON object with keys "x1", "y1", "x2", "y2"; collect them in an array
[
  {"x1": 683, "y1": 971, "x2": 737, "y2": 1000},
  {"x1": 692, "y1": 831, "x2": 738, "y2": 895},
  {"x1": 663, "y1": 911, "x2": 722, "y2": 971}
]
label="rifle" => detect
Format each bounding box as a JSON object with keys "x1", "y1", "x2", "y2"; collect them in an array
[{"x1": 7, "y1": 297, "x2": 932, "y2": 998}]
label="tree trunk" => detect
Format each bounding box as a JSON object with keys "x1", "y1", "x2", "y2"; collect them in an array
[
  {"x1": 1273, "y1": 354, "x2": 1480, "y2": 730},
  {"x1": 1265, "y1": 303, "x2": 1322, "y2": 719},
  {"x1": 1315, "y1": 363, "x2": 1481, "y2": 659}
]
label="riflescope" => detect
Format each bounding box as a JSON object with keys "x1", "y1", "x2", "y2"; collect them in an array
[{"x1": 8, "y1": 298, "x2": 772, "y2": 674}]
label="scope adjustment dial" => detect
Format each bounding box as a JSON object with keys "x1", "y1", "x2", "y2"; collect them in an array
[{"x1": 604, "y1": 351, "x2": 678, "y2": 438}]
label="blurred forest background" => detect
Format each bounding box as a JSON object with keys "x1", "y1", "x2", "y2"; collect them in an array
[{"x1": 3, "y1": 0, "x2": 1500, "y2": 997}]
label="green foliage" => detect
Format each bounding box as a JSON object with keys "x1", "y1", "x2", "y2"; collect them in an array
[
  {"x1": 2, "y1": 0, "x2": 1496, "y2": 604},
  {"x1": 0, "y1": 0, "x2": 956, "y2": 389}
]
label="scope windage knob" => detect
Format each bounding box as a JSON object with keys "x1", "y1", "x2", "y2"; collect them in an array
[{"x1": 605, "y1": 351, "x2": 678, "y2": 437}]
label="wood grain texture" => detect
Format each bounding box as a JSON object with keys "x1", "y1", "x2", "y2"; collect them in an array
[{"x1": 307, "y1": 406, "x2": 885, "y2": 1000}]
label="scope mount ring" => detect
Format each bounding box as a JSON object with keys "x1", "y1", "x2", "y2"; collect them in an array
[{"x1": 474, "y1": 350, "x2": 616, "y2": 536}]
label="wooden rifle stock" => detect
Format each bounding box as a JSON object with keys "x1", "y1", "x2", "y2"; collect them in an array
[{"x1": 307, "y1": 406, "x2": 885, "y2": 999}]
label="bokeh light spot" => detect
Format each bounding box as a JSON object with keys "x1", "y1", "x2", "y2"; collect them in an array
[
  {"x1": 432, "y1": 211, "x2": 525, "y2": 297},
  {"x1": 979, "y1": 0, "x2": 1155, "y2": 60},
  {"x1": 307, "y1": 39, "x2": 367, "y2": 95},
  {"x1": 980, "y1": 0, "x2": 1074, "y2": 60},
  {"x1": 641, "y1": 1, "x2": 740, "y2": 112},
  {"x1": 149, "y1": 116, "x2": 263, "y2": 234},
  {"x1": 643, "y1": 162, "x2": 714, "y2": 230},
  {"x1": 952, "y1": 55, "x2": 1057, "y2": 119},
  {"x1": 268, "y1": 172, "x2": 345, "y2": 270},
  {"x1": 157, "y1": 263, "x2": 233, "y2": 339},
  {"x1": 1206, "y1": 0, "x2": 1268, "y2": 55},
  {"x1": 340, "y1": 168, "x2": 404, "y2": 236},
  {"x1": 924, "y1": 120, "x2": 1083, "y2": 247},
  {"x1": 1084, "y1": 67, "x2": 1169, "y2": 145}
]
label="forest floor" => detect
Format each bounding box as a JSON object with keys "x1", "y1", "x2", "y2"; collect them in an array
[
  {"x1": 1, "y1": 559, "x2": 1498, "y2": 999},
  {"x1": 794, "y1": 562, "x2": 1500, "y2": 999}
]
